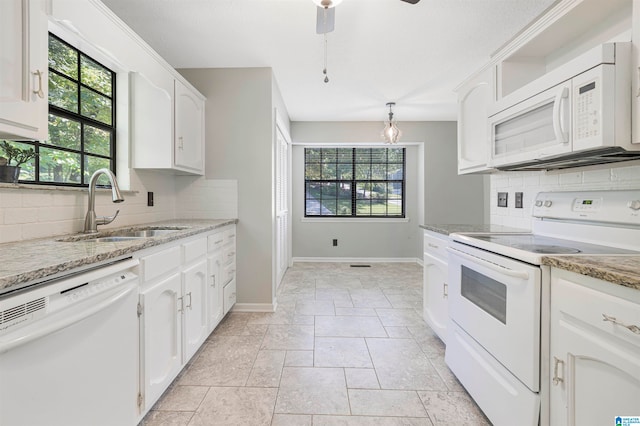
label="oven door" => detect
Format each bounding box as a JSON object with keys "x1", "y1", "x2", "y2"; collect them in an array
[{"x1": 447, "y1": 243, "x2": 541, "y2": 391}]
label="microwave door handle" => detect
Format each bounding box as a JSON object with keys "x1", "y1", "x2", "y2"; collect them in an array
[
  {"x1": 446, "y1": 247, "x2": 530, "y2": 280},
  {"x1": 552, "y1": 87, "x2": 569, "y2": 143}
]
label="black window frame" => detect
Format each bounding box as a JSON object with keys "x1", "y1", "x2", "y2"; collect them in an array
[
  {"x1": 304, "y1": 147, "x2": 406, "y2": 218},
  {"x1": 9, "y1": 33, "x2": 117, "y2": 187}
]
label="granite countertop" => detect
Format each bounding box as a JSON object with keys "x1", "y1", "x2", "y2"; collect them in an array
[
  {"x1": 0, "y1": 219, "x2": 237, "y2": 295},
  {"x1": 420, "y1": 223, "x2": 529, "y2": 236},
  {"x1": 542, "y1": 256, "x2": 640, "y2": 291}
]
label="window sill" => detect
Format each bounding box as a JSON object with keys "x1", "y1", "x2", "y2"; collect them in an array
[
  {"x1": 0, "y1": 182, "x2": 138, "y2": 195},
  {"x1": 301, "y1": 217, "x2": 410, "y2": 223}
]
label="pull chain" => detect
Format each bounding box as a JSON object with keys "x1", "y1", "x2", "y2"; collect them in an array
[{"x1": 323, "y1": 32, "x2": 329, "y2": 83}]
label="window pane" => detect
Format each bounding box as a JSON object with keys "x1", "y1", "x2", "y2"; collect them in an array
[
  {"x1": 337, "y1": 164, "x2": 352, "y2": 180},
  {"x1": 389, "y1": 182, "x2": 402, "y2": 200},
  {"x1": 81, "y1": 87, "x2": 112, "y2": 125},
  {"x1": 39, "y1": 147, "x2": 82, "y2": 184},
  {"x1": 84, "y1": 125, "x2": 111, "y2": 156},
  {"x1": 370, "y1": 148, "x2": 386, "y2": 163},
  {"x1": 321, "y1": 149, "x2": 337, "y2": 163},
  {"x1": 46, "y1": 114, "x2": 81, "y2": 150},
  {"x1": 321, "y1": 200, "x2": 337, "y2": 215},
  {"x1": 356, "y1": 200, "x2": 371, "y2": 215},
  {"x1": 48, "y1": 36, "x2": 78, "y2": 79},
  {"x1": 371, "y1": 164, "x2": 387, "y2": 180},
  {"x1": 388, "y1": 148, "x2": 403, "y2": 163},
  {"x1": 49, "y1": 73, "x2": 78, "y2": 113},
  {"x1": 84, "y1": 155, "x2": 111, "y2": 183},
  {"x1": 305, "y1": 163, "x2": 321, "y2": 180},
  {"x1": 305, "y1": 182, "x2": 322, "y2": 215},
  {"x1": 355, "y1": 148, "x2": 371, "y2": 163},
  {"x1": 321, "y1": 182, "x2": 337, "y2": 198},
  {"x1": 388, "y1": 167, "x2": 403, "y2": 180},
  {"x1": 356, "y1": 182, "x2": 371, "y2": 199},
  {"x1": 306, "y1": 149, "x2": 321, "y2": 163},
  {"x1": 321, "y1": 163, "x2": 336, "y2": 180},
  {"x1": 0, "y1": 141, "x2": 36, "y2": 180},
  {"x1": 81, "y1": 56, "x2": 112, "y2": 96},
  {"x1": 337, "y1": 200, "x2": 352, "y2": 216},
  {"x1": 337, "y1": 148, "x2": 352, "y2": 163},
  {"x1": 355, "y1": 164, "x2": 370, "y2": 180}
]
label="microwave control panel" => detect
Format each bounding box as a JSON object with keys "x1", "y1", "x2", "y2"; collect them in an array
[{"x1": 574, "y1": 78, "x2": 600, "y2": 141}]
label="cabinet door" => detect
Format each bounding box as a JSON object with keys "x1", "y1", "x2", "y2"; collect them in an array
[
  {"x1": 207, "y1": 252, "x2": 224, "y2": 332},
  {"x1": 0, "y1": 0, "x2": 48, "y2": 140},
  {"x1": 223, "y1": 278, "x2": 237, "y2": 315},
  {"x1": 174, "y1": 79, "x2": 204, "y2": 174},
  {"x1": 140, "y1": 272, "x2": 182, "y2": 410},
  {"x1": 423, "y1": 252, "x2": 448, "y2": 343},
  {"x1": 457, "y1": 67, "x2": 493, "y2": 174},
  {"x1": 182, "y1": 259, "x2": 208, "y2": 363},
  {"x1": 550, "y1": 276, "x2": 640, "y2": 426}
]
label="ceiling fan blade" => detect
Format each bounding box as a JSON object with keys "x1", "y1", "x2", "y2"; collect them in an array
[
  {"x1": 400, "y1": 0, "x2": 420, "y2": 3},
  {"x1": 316, "y1": 6, "x2": 335, "y2": 34}
]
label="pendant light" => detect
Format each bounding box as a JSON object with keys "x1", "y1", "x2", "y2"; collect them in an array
[{"x1": 381, "y1": 102, "x2": 402, "y2": 144}]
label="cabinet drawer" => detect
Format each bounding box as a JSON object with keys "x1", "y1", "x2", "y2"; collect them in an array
[
  {"x1": 223, "y1": 246, "x2": 236, "y2": 265},
  {"x1": 207, "y1": 232, "x2": 224, "y2": 252},
  {"x1": 223, "y1": 228, "x2": 236, "y2": 245},
  {"x1": 223, "y1": 262, "x2": 236, "y2": 285},
  {"x1": 555, "y1": 275, "x2": 640, "y2": 348},
  {"x1": 223, "y1": 279, "x2": 236, "y2": 315},
  {"x1": 182, "y1": 238, "x2": 207, "y2": 264},
  {"x1": 424, "y1": 231, "x2": 449, "y2": 260},
  {"x1": 141, "y1": 246, "x2": 181, "y2": 282}
]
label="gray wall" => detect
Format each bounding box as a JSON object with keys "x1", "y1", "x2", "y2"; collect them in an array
[
  {"x1": 179, "y1": 67, "x2": 289, "y2": 307},
  {"x1": 291, "y1": 121, "x2": 486, "y2": 259}
]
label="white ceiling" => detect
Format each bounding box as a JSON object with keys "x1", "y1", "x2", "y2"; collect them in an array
[{"x1": 100, "y1": 0, "x2": 556, "y2": 122}]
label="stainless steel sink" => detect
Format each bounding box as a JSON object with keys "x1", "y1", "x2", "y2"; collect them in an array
[
  {"x1": 57, "y1": 226, "x2": 189, "y2": 242},
  {"x1": 85, "y1": 236, "x2": 147, "y2": 243}
]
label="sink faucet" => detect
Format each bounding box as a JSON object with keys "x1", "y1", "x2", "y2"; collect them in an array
[{"x1": 83, "y1": 168, "x2": 124, "y2": 233}]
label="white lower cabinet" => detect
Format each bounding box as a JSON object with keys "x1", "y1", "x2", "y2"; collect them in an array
[
  {"x1": 139, "y1": 271, "x2": 182, "y2": 411},
  {"x1": 138, "y1": 225, "x2": 237, "y2": 419},
  {"x1": 423, "y1": 230, "x2": 449, "y2": 343},
  {"x1": 550, "y1": 269, "x2": 640, "y2": 426}
]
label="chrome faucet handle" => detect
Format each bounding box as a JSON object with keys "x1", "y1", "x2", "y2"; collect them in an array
[{"x1": 96, "y1": 210, "x2": 120, "y2": 226}]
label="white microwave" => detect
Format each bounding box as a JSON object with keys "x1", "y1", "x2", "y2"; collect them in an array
[{"x1": 488, "y1": 43, "x2": 638, "y2": 171}]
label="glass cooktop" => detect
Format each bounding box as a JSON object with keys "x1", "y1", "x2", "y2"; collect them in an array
[{"x1": 469, "y1": 233, "x2": 639, "y2": 255}]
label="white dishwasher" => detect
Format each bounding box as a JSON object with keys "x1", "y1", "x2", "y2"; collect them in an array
[{"x1": 0, "y1": 258, "x2": 140, "y2": 426}]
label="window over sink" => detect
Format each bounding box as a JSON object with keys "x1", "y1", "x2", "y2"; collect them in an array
[{"x1": 2, "y1": 33, "x2": 116, "y2": 186}]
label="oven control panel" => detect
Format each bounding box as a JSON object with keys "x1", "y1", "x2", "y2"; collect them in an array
[{"x1": 532, "y1": 190, "x2": 640, "y2": 225}]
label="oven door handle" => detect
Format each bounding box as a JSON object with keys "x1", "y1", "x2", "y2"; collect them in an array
[{"x1": 447, "y1": 247, "x2": 530, "y2": 280}]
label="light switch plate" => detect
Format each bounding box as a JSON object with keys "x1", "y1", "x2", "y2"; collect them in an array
[{"x1": 515, "y1": 192, "x2": 523, "y2": 209}]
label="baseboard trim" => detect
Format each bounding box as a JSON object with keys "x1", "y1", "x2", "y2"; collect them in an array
[
  {"x1": 231, "y1": 303, "x2": 277, "y2": 313},
  {"x1": 292, "y1": 257, "x2": 421, "y2": 264}
]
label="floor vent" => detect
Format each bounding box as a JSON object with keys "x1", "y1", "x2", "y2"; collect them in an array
[{"x1": 350, "y1": 264, "x2": 371, "y2": 268}]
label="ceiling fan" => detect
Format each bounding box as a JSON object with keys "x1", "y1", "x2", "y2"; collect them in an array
[{"x1": 314, "y1": 0, "x2": 420, "y2": 34}]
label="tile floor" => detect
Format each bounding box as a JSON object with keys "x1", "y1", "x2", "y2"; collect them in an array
[{"x1": 140, "y1": 262, "x2": 491, "y2": 426}]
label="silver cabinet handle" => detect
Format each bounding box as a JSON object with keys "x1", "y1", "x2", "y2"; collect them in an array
[
  {"x1": 178, "y1": 136, "x2": 184, "y2": 150},
  {"x1": 443, "y1": 282, "x2": 448, "y2": 298},
  {"x1": 602, "y1": 313, "x2": 640, "y2": 335},
  {"x1": 177, "y1": 296, "x2": 184, "y2": 313},
  {"x1": 552, "y1": 356, "x2": 564, "y2": 386},
  {"x1": 211, "y1": 275, "x2": 216, "y2": 288},
  {"x1": 186, "y1": 292, "x2": 192, "y2": 310},
  {"x1": 427, "y1": 243, "x2": 439, "y2": 249},
  {"x1": 32, "y1": 70, "x2": 44, "y2": 98}
]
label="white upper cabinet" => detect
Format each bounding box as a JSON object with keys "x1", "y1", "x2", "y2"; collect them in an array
[
  {"x1": 457, "y1": 67, "x2": 494, "y2": 174},
  {"x1": 0, "y1": 0, "x2": 48, "y2": 141},
  {"x1": 131, "y1": 72, "x2": 205, "y2": 175},
  {"x1": 174, "y1": 79, "x2": 205, "y2": 173}
]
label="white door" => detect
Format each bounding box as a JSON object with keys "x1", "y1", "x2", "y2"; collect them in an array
[
  {"x1": 423, "y1": 252, "x2": 448, "y2": 342},
  {"x1": 207, "y1": 252, "x2": 224, "y2": 332},
  {"x1": 0, "y1": 0, "x2": 48, "y2": 140},
  {"x1": 182, "y1": 259, "x2": 208, "y2": 363},
  {"x1": 275, "y1": 121, "x2": 291, "y2": 287},
  {"x1": 140, "y1": 272, "x2": 182, "y2": 410},
  {"x1": 174, "y1": 79, "x2": 204, "y2": 173}
]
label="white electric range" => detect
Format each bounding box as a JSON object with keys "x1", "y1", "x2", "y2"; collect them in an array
[{"x1": 445, "y1": 190, "x2": 640, "y2": 426}]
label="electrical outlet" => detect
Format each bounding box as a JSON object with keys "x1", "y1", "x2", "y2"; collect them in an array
[
  {"x1": 332, "y1": 239, "x2": 338, "y2": 247},
  {"x1": 497, "y1": 192, "x2": 508, "y2": 208},
  {"x1": 147, "y1": 192, "x2": 154, "y2": 207},
  {"x1": 515, "y1": 192, "x2": 523, "y2": 209}
]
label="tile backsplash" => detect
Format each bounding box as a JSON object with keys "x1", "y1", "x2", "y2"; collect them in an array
[
  {"x1": 0, "y1": 171, "x2": 238, "y2": 244},
  {"x1": 490, "y1": 161, "x2": 640, "y2": 230}
]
